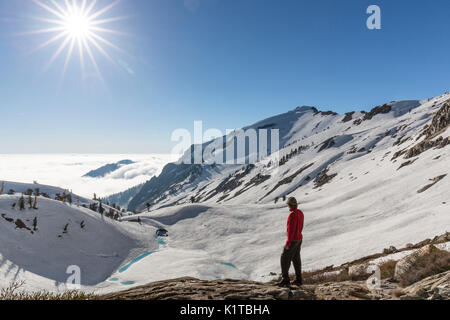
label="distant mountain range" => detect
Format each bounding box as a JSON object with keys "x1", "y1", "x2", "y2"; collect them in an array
[{"x1": 83, "y1": 160, "x2": 135, "y2": 178}]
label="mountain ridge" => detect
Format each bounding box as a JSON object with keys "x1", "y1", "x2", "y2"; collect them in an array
[{"x1": 126, "y1": 93, "x2": 449, "y2": 212}]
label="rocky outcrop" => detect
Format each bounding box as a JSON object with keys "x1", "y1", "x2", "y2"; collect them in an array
[
  {"x1": 421, "y1": 99, "x2": 450, "y2": 139},
  {"x1": 101, "y1": 272, "x2": 450, "y2": 301},
  {"x1": 404, "y1": 136, "x2": 450, "y2": 159},
  {"x1": 318, "y1": 137, "x2": 336, "y2": 152},
  {"x1": 101, "y1": 277, "x2": 316, "y2": 300},
  {"x1": 399, "y1": 271, "x2": 450, "y2": 300},
  {"x1": 314, "y1": 167, "x2": 338, "y2": 189},
  {"x1": 363, "y1": 104, "x2": 392, "y2": 121},
  {"x1": 314, "y1": 281, "x2": 373, "y2": 300},
  {"x1": 383, "y1": 246, "x2": 398, "y2": 254},
  {"x1": 262, "y1": 163, "x2": 314, "y2": 199},
  {"x1": 399, "y1": 100, "x2": 450, "y2": 160},
  {"x1": 204, "y1": 165, "x2": 255, "y2": 202},
  {"x1": 417, "y1": 174, "x2": 447, "y2": 193},
  {"x1": 342, "y1": 112, "x2": 355, "y2": 123},
  {"x1": 348, "y1": 264, "x2": 370, "y2": 278}
]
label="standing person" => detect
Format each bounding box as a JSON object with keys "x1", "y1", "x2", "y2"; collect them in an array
[
  {"x1": 278, "y1": 197, "x2": 304, "y2": 287},
  {"x1": 146, "y1": 203, "x2": 151, "y2": 213}
]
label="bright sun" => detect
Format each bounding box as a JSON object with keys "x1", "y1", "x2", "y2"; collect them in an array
[
  {"x1": 27, "y1": 0, "x2": 127, "y2": 79},
  {"x1": 65, "y1": 12, "x2": 91, "y2": 38}
]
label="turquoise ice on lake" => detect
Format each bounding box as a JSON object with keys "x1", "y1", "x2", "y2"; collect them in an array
[
  {"x1": 157, "y1": 237, "x2": 167, "y2": 246},
  {"x1": 117, "y1": 236, "x2": 167, "y2": 274},
  {"x1": 220, "y1": 262, "x2": 237, "y2": 269},
  {"x1": 119, "y1": 251, "x2": 155, "y2": 273}
]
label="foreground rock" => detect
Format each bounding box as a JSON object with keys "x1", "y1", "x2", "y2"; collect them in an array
[
  {"x1": 102, "y1": 277, "x2": 316, "y2": 300},
  {"x1": 399, "y1": 271, "x2": 450, "y2": 300},
  {"x1": 101, "y1": 272, "x2": 450, "y2": 301}
]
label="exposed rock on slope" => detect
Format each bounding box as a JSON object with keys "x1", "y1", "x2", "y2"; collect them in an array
[
  {"x1": 363, "y1": 104, "x2": 392, "y2": 121},
  {"x1": 399, "y1": 100, "x2": 450, "y2": 159},
  {"x1": 421, "y1": 99, "x2": 450, "y2": 139},
  {"x1": 262, "y1": 163, "x2": 314, "y2": 199},
  {"x1": 128, "y1": 164, "x2": 203, "y2": 211},
  {"x1": 417, "y1": 174, "x2": 447, "y2": 193},
  {"x1": 313, "y1": 167, "x2": 337, "y2": 189}
]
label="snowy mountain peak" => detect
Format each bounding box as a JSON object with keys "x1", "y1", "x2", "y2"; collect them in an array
[
  {"x1": 295, "y1": 106, "x2": 317, "y2": 113},
  {"x1": 126, "y1": 92, "x2": 449, "y2": 213}
]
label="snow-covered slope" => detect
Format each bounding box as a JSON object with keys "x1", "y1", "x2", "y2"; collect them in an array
[{"x1": 0, "y1": 193, "x2": 155, "y2": 293}]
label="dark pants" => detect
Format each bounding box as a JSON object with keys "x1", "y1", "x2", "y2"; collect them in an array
[{"x1": 281, "y1": 240, "x2": 302, "y2": 282}]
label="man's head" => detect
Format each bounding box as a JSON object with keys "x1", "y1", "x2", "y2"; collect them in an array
[{"x1": 287, "y1": 197, "x2": 298, "y2": 210}]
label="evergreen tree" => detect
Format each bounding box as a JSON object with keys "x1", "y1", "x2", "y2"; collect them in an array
[
  {"x1": 18, "y1": 195, "x2": 25, "y2": 210},
  {"x1": 33, "y1": 195, "x2": 38, "y2": 209},
  {"x1": 27, "y1": 195, "x2": 33, "y2": 208},
  {"x1": 32, "y1": 217, "x2": 38, "y2": 231}
]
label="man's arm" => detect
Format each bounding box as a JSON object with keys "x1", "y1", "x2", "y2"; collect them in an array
[{"x1": 285, "y1": 213, "x2": 296, "y2": 249}]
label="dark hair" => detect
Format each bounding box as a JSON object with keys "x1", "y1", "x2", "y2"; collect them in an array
[{"x1": 288, "y1": 203, "x2": 298, "y2": 210}]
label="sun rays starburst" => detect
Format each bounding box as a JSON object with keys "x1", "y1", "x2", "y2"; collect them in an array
[{"x1": 26, "y1": 0, "x2": 128, "y2": 81}]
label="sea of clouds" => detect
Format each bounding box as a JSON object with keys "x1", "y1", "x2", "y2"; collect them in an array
[{"x1": 0, "y1": 154, "x2": 178, "y2": 198}]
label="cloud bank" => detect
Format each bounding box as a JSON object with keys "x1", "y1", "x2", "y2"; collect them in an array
[{"x1": 0, "y1": 154, "x2": 178, "y2": 198}]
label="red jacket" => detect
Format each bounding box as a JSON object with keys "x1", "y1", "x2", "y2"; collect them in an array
[{"x1": 286, "y1": 208, "x2": 304, "y2": 248}]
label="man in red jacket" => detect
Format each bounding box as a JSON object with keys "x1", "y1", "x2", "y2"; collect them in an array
[{"x1": 278, "y1": 197, "x2": 304, "y2": 287}]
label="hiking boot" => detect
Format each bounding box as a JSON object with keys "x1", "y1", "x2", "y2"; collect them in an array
[
  {"x1": 292, "y1": 279, "x2": 303, "y2": 286},
  {"x1": 277, "y1": 279, "x2": 291, "y2": 287}
]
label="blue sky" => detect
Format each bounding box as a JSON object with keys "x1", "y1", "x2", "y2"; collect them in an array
[{"x1": 0, "y1": 0, "x2": 449, "y2": 153}]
